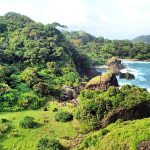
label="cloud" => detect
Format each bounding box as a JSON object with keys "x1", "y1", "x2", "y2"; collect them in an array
[
  {"x1": 0, "y1": 0, "x2": 150, "y2": 39},
  {"x1": 0, "y1": 0, "x2": 88, "y2": 25},
  {"x1": 44, "y1": 0, "x2": 88, "y2": 25}
]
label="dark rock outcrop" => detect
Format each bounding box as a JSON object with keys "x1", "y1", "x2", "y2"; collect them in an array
[
  {"x1": 100, "y1": 102, "x2": 150, "y2": 128},
  {"x1": 119, "y1": 72, "x2": 135, "y2": 80},
  {"x1": 137, "y1": 140, "x2": 150, "y2": 150},
  {"x1": 107, "y1": 57, "x2": 125, "y2": 73},
  {"x1": 85, "y1": 72, "x2": 119, "y2": 90},
  {"x1": 60, "y1": 85, "x2": 80, "y2": 101},
  {"x1": 87, "y1": 67, "x2": 102, "y2": 79}
]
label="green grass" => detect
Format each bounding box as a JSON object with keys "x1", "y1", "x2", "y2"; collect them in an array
[
  {"x1": 0, "y1": 102, "x2": 79, "y2": 150},
  {"x1": 78, "y1": 118, "x2": 150, "y2": 150},
  {"x1": 1, "y1": 101, "x2": 150, "y2": 150}
]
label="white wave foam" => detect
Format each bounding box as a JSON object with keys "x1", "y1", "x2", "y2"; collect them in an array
[
  {"x1": 118, "y1": 60, "x2": 150, "y2": 91},
  {"x1": 120, "y1": 62, "x2": 147, "y2": 83},
  {"x1": 120, "y1": 68, "x2": 144, "y2": 77},
  {"x1": 147, "y1": 87, "x2": 150, "y2": 92}
]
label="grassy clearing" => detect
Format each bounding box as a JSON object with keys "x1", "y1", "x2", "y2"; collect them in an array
[
  {"x1": 0, "y1": 102, "x2": 79, "y2": 150},
  {"x1": 1, "y1": 101, "x2": 150, "y2": 150},
  {"x1": 78, "y1": 118, "x2": 150, "y2": 150}
]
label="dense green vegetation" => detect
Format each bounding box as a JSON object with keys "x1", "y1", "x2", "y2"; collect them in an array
[
  {"x1": 0, "y1": 118, "x2": 10, "y2": 138},
  {"x1": 0, "y1": 100, "x2": 149, "y2": 150},
  {"x1": 19, "y1": 116, "x2": 39, "y2": 128},
  {"x1": 78, "y1": 118, "x2": 150, "y2": 150},
  {"x1": 63, "y1": 31, "x2": 150, "y2": 65},
  {"x1": 54, "y1": 111, "x2": 73, "y2": 122},
  {"x1": 37, "y1": 138, "x2": 64, "y2": 150},
  {"x1": 0, "y1": 12, "x2": 84, "y2": 111},
  {"x1": 75, "y1": 85, "x2": 150, "y2": 132},
  {"x1": 0, "y1": 12, "x2": 150, "y2": 150},
  {"x1": 132, "y1": 35, "x2": 150, "y2": 44}
]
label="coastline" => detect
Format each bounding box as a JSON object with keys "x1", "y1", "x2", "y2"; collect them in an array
[
  {"x1": 94, "y1": 65, "x2": 108, "y2": 69},
  {"x1": 120, "y1": 58, "x2": 150, "y2": 62},
  {"x1": 95, "y1": 58, "x2": 150, "y2": 70}
]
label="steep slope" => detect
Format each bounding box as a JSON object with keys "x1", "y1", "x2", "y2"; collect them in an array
[
  {"x1": 63, "y1": 31, "x2": 150, "y2": 65},
  {"x1": 132, "y1": 35, "x2": 150, "y2": 44},
  {"x1": 0, "y1": 12, "x2": 81, "y2": 111},
  {"x1": 78, "y1": 118, "x2": 150, "y2": 150}
]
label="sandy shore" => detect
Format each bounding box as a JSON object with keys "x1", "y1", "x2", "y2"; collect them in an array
[{"x1": 94, "y1": 65, "x2": 108, "y2": 69}]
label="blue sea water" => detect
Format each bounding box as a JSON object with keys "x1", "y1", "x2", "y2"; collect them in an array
[
  {"x1": 118, "y1": 60, "x2": 150, "y2": 91},
  {"x1": 97, "y1": 60, "x2": 150, "y2": 91}
]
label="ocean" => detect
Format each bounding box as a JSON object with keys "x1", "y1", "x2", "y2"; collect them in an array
[{"x1": 96, "y1": 60, "x2": 150, "y2": 91}]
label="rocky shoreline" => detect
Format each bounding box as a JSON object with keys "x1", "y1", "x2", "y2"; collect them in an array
[{"x1": 95, "y1": 57, "x2": 135, "y2": 80}]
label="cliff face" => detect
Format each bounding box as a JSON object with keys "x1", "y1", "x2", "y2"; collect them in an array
[
  {"x1": 85, "y1": 72, "x2": 119, "y2": 90},
  {"x1": 100, "y1": 102, "x2": 150, "y2": 128}
]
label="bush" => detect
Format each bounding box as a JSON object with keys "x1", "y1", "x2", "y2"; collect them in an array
[
  {"x1": 75, "y1": 97, "x2": 112, "y2": 132},
  {"x1": 0, "y1": 121, "x2": 10, "y2": 138},
  {"x1": 76, "y1": 85, "x2": 150, "y2": 132},
  {"x1": 19, "y1": 116, "x2": 39, "y2": 128},
  {"x1": 54, "y1": 111, "x2": 73, "y2": 122},
  {"x1": 0, "y1": 118, "x2": 9, "y2": 123},
  {"x1": 18, "y1": 92, "x2": 46, "y2": 109},
  {"x1": 37, "y1": 138, "x2": 64, "y2": 150}
]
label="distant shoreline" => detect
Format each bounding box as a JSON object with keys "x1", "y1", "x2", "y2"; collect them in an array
[
  {"x1": 94, "y1": 65, "x2": 108, "y2": 69},
  {"x1": 120, "y1": 58, "x2": 150, "y2": 62},
  {"x1": 94, "y1": 58, "x2": 150, "y2": 70}
]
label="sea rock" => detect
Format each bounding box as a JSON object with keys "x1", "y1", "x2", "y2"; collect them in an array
[
  {"x1": 125, "y1": 72, "x2": 135, "y2": 80},
  {"x1": 107, "y1": 57, "x2": 125, "y2": 73},
  {"x1": 100, "y1": 102, "x2": 150, "y2": 128},
  {"x1": 85, "y1": 72, "x2": 119, "y2": 90},
  {"x1": 119, "y1": 72, "x2": 135, "y2": 80}
]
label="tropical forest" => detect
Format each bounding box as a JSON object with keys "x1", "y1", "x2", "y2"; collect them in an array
[{"x1": 0, "y1": 5, "x2": 150, "y2": 150}]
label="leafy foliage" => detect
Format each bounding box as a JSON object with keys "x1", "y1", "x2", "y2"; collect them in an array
[
  {"x1": 78, "y1": 118, "x2": 150, "y2": 150},
  {"x1": 75, "y1": 85, "x2": 150, "y2": 131},
  {"x1": 0, "y1": 12, "x2": 82, "y2": 111},
  {"x1": 37, "y1": 138, "x2": 64, "y2": 150},
  {"x1": 132, "y1": 35, "x2": 150, "y2": 44},
  {"x1": 63, "y1": 31, "x2": 150, "y2": 65},
  {"x1": 19, "y1": 116, "x2": 39, "y2": 128},
  {"x1": 54, "y1": 111, "x2": 73, "y2": 122},
  {"x1": 0, "y1": 118, "x2": 10, "y2": 138}
]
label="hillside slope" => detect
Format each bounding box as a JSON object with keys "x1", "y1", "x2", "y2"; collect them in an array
[
  {"x1": 78, "y1": 118, "x2": 150, "y2": 150},
  {"x1": 0, "y1": 12, "x2": 82, "y2": 112},
  {"x1": 63, "y1": 31, "x2": 150, "y2": 65},
  {"x1": 132, "y1": 35, "x2": 150, "y2": 44}
]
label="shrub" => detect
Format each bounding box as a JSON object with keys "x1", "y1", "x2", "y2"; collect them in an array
[
  {"x1": 0, "y1": 122, "x2": 10, "y2": 138},
  {"x1": 76, "y1": 85, "x2": 150, "y2": 132},
  {"x1": 8, "y1": 129, "x2": 19, "y2": 138},
  {"x1": 81, "y1": 135, "x2": 98, "y2": 148},
  {"x1": 54, "y1": 111, "x2": 73, "y2": 122},
  {"x1": 19, "y1": 116, "x2": 39, "y2": 128},
  {"x1": 52, "y1": 108, "x2": 58, "y2": 112},
  {"x1": 18, "y1": 92, "x2": 46, "y2": 109},
  {"x1": 37, "y1": 138, "x2": 64, "y2": 150},
  {"x1": 0, "y1": 118, "x2": 9, "y2": 123},
  {"x1": 75, "y1": 97, "x2": 112, "y2": 132}
]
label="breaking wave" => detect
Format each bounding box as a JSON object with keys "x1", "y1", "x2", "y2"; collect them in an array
[{"x1": 118, "y1": 60, "x2": 150, "y2": 91}]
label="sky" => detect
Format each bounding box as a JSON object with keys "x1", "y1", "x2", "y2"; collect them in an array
[{"x1": 0, "y1": 0, "x2": 150, "y2": 39}]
